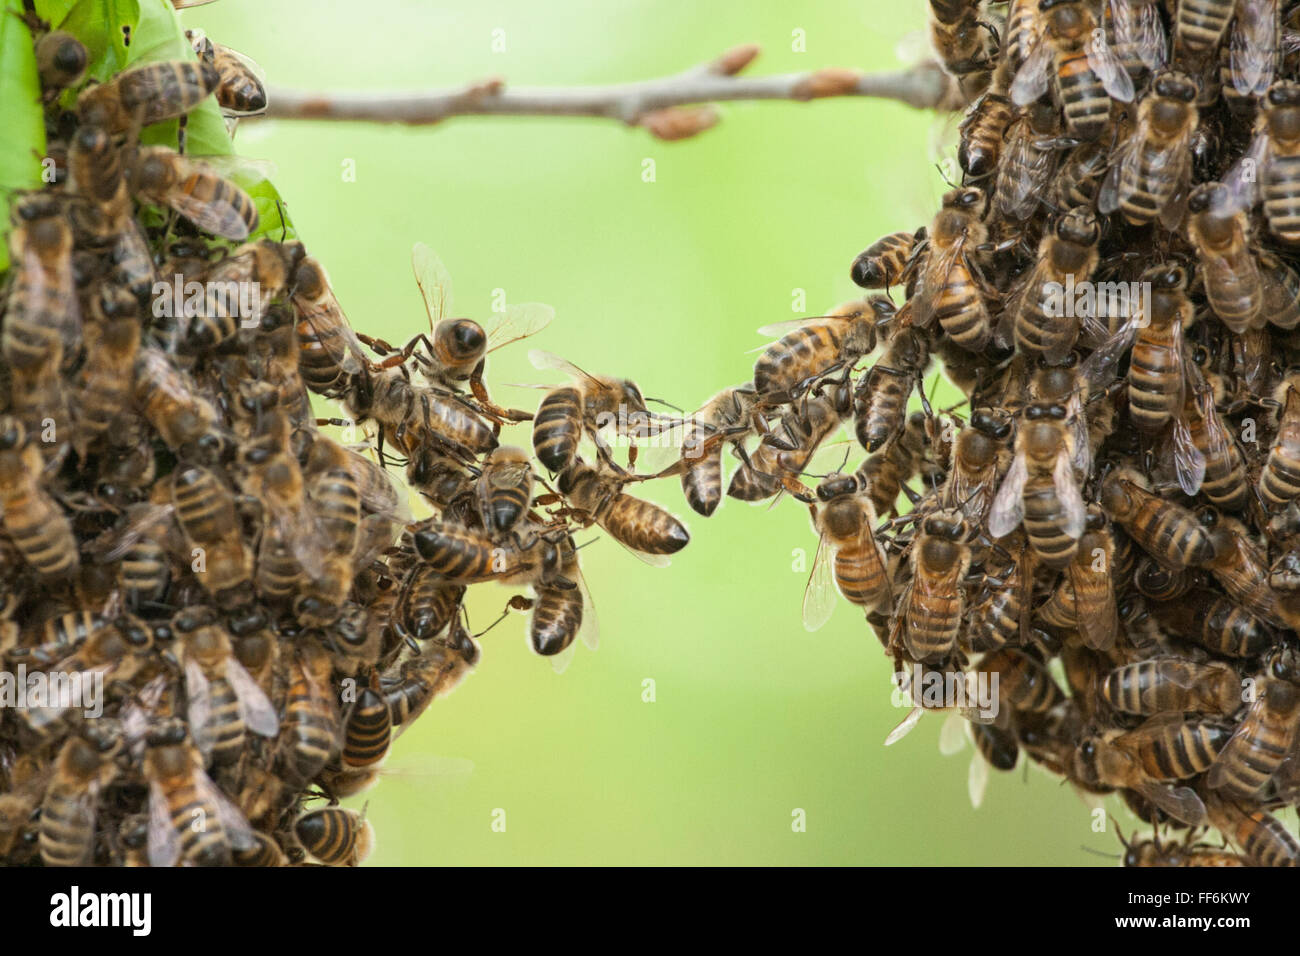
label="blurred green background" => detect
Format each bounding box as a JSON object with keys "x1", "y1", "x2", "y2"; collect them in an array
[{"x1": 181, "y1": 0, "x2": 1112, "y2": 865}]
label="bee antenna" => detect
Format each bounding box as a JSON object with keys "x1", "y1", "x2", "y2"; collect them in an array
[{"x1": 645, "y1": 396, "x2": 684, "y2": 413}]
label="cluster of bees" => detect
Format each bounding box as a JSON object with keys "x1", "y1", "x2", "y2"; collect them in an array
[
  {"x1": 803, "y1": 0, "x2": 1300, "y2": 865},
  {"x1": 0, "y1": 3, "x2": 708, "y2": 867}
]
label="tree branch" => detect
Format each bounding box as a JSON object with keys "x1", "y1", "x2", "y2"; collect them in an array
[{"x1": 261, "y1": 45, "x2": 962, "y2": 140}]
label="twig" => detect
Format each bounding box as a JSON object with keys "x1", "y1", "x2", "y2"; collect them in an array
[{"x1": 261, "y1": 45, "x2": 963, "y2": 140}]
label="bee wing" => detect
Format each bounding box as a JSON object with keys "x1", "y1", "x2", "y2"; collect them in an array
[
  {"x1": 1157, "y1": 149, "x2": 1194, "y2": 232},
  {"x1": 1097, "y1": 134, "x2": 1138, "y2": 215},
  {"x1": 485, "y1": 302, "x2": 555, "y2": 354},
  {"x1": 170, "y1": 0, "x2": 219, "y2": 7},
  {"x1": 1229, "y1": 0, "x2": 1278, "y2": 96},
  {"x1": 197, "y1": 767, "x2": 257, "y2": 851},
  {"x1": 802, "y1": 532, "x2": 837, "y2": 633},
  {"x1": 1054, "y1": 448, "x2": 1087, "y2": 540},
  {"x1": 160, "y1": 185, "x2": 253, "y2": 242},
  {"x1": 998, "y1": 125, "x2": 1055, "y2": 219},
  {"x1": 968, "y1": 749, "x2": 989, "y2": 809},
  {"x1": 295, "y1": 289, "x2": 367, "y2": 377},
  {"x1": 938, "y1": 711, "x2": 967, "y2": 756},
  {"x1": 412, "y1": 242, "x2": 453, "y2": 330},
  {"x1": 17, "y1": 241, "x2": 82, "y2": 357},
  {"x1": 1111, "y1": 0, "x2": 1167, "y2": 71},
  {"x1": 1223, "y1": 133, "x2": 1268, "y2": 212},
  {"x1": 1206, "y1": 703, "x2": 1259, "y2": 790},
  {"x1": 184, "y1": 657, "x2": 214, "y2": 762},
  {"x1": 988, "y1": 455, "x2": 1028, "y2": 539},
  {"x1": 1171, "y1": 414, "x2": 1207, "y2": 497},
  {"x1": 199, "y1": 154, "x2": 278, "y2": 185},
  {"x1": 89, "y1": 503, "x2": 175, "y2": 561},
  {"x1": 146, "y1": 781, "x2": 182, "y2": 868},
  {"x1": 1084, "y1": 29, "x2": 1135, "y2": 102},
  {"x1": 528, "y1": 349, "x2": 601, "y2": 386},
  {"x1": 1009, "y1": 36, "x2": 1053, "y2": 106},
  {"x1": 577, "y1": 569, "x2": 600, "y2": 652},
  {"x1": 885, "y1": 705, "x2": 924, "y2": 746},
  {"x1": 227, "y1": 658, "x2": 280, "y2": 738},
  {"x1": 1139, "y1": 781, "x2": 1207, "y2": 826},
  {"x1": 756, "y1": 318, "x2": 822, "y2": 337},
  {"x1": 612, "y1": 537, "x2": 673, "y2": 569},
  {"x1": 910, "y1": 239, "x2": 966, "y2": 327},
  {"x1": 1079, "y1": 317, "x2": 1137, "y2": 389},
  {"x1": 1069, "y1": 561, "x2": 1117, "y2": 650}
]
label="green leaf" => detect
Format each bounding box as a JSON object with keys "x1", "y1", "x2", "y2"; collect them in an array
[{"x1": 0, "y1": 0, "x2": 46, "y2": 273}]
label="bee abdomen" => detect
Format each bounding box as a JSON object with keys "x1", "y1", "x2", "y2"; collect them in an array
[{"x1": 533, "y1": 387, "x2": 582, "y2": 472}]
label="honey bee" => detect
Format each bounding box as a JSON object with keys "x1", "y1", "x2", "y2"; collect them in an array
[
  {"x1": 1226, "y1": 81, "x2": 1300, "y2": 244},
  {"x1": 65, "y1": 122, "x2": 131, "y2": 241},
  {"x1": 675, "y1": 383, "x2": 759, "y2": 517},
  {"x1": 392, "y1": 564, "x2": 465, "y2": 642},
  {"x1": 171, "y1": 465, "x2": 251, "y2": 599},
  {"x1": 858, "y1": 410, "x2": 933, "y2": 517},
  {"x1": 1099, "y1": 469, "x2": 1216, "y2": 570},
  {"x1": 186, "y1": 29, "x2": 267, "y2": 115},
  {"x1": 1075, "y1": 716, "x2": 1231, "y2": 824},
  {"x1": 280, "y1": 642, "x2": 342, "y2": 785},
  {"x1": 990, "y1": 402, "x2": 1086, "y2": 569},
  {"x1": 1207, "y1": 649, "x2": 1300, "y2": 799},
  {"x1": 175, "y1": 607, "x2": 279, "y2": 768},
  {"x1": 958, "y1": 78, "x2": 1016, "y2": 182},
  {"x1": 3, "y1": 195, "x2": 78, "y2": 374},
  {"x1": 1199, "y1": 509, "x2": 1288, "y2": 629},
  {"x1": 1053, "y1": 141, "x2": 1110, "y2": 209},
  {"x1": 39, "y1": 726, "x2": 121, "y2": 867},
  {"x1": 341, "y1": 685, "x2": 392, "y2": 773},
  {"x1": 966, "y1": 536, "x2": 1032, "y2": 650},
  {"x1": 34, "y1": 30, "x2": 87, "y2": 96},
  {"x1": 942, "y1": 406, "x2": 1011, "y2": 527},
  {"x1": 362, "y1": 242, "x2": 551, "y2": 422},
  {"x1": 1258, "y1": 250, "x2": 1300, "y2": 329},
  {"x1": 850, "y1": 229, "x2": 922, "y2": 290},
  {"x1": 383, "y1": 634, "x2": 478, "y2": 727},
  {"x1": 1010, "y1": 0, "x2": 1134, "y2": 142},
  {"x1": 1147, "y1": 588, "x2": 1272, "y2": 659},
  {"x1": 1260, "y1": 380, "x2": 1300, "y2": 509},
  {"x1": 477, "y1": 445, "x2": 533, "y2": 537},
  {"x1": 981, "y1": 648, "x2": 1066, "y2": 713},
  {"x1": 291, "y1": 254, "x2": 368, "y2": 399},
  {"x1": 1101, "y1": 658, "x2": 1243, "y2": 716},
  {"x1": 801, "y1": 472, "x2": 891, "y2": 631},
  {"x1": 77, "y1": 57, "x2": 220, "y2": 135},
  {"x1": 1098, "y1": 71, "x2": 1198, "y2": 228},
  {"x1": 349, "y1": 364, "x2": 499, "y2": 465},
  {"x1": 412, "y1": 521, "x2": 541, "y2": 582},
  {"x1": 294, "y1": 807, "x2": 374, "y2": 866},
  {"x1": 232, "y1": 832, "x2": 288, "y2": 867},
  {"x1": 133, "y1": 346, "x2": 223, "y2": 454},
  {"x1": 1203, "y1": 791, "x2": 1300, "y2": 867},
  {"x1": 557, "y1": 458, "x2": 690, "y2": 565},
  {"x1": 73, "y1": 283, "x2": 140, "y2": 457},
  {"x1": 1184, "y1": 184, "x2": 1262, "y2": 334},
  {"x1": 853, "y1": 326, "x2": 932, "y2": 452},
  {"x1": 1009, "y1": 208, "x2": 1101, "y2": 362},
  {"x1": 753, "y1": 297, "x2": 893, "y2": 405},
  {"x1": 1004, "y1": 0, "x2": 1043, "y2": 72},
  {"x1": 897, "y1": 508, "x2": 971, "y2": 663},
  {"x1": 927, "y1": 0, "x2": 996, "y2": 98},
  {"x1": 1119, "y1": 828, "x2": 1246, "y2": 867},
  {"x1": 0, "y1": 416, "x2": 79, "y2": 578},
  {"x1": 130, "y1": 146, "x2": 260, "y2": 241},
  {"x1": 995, "y1": 100, "x2": 1061, "y2": 220},
  {"x1": 142, "y1": 719, "x2": 256, "y2": 867},
  {"x1": 1179, "y1": 362, "x2": 1248, "y2": 511},
  {"x1": 1050, "y1": 507, "x2": 1120, "y2": 650},
  {"x1": 908, "y1": 188, "x2": 992, "y2": 352}
]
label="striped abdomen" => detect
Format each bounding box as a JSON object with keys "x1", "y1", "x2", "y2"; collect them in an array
[
  {"x1": 1208, "y1": 797, "x2": 1300, "y2": 867},
  {"x1": 753, "y1": 323, "x2": 842, "y2": 403},
  {"x1": 681, "y1": 440, "x2": 724, "y2": 516},
  {"x1": 984, "y1": 649, "x2": 1063, "y2": 713},
  {"x1": 412, "y1": 523, "x2": 498, "y2": 581},
  {"x1": 342, "y1": 687, "x2": 391, "y2": 769},
  {"x1": 1132, "y1": 718, "x2": 1232, "y2": 780},
  {"x1": 2, "y1": 485, "x2": 77, "y2": 577},
  {"x1": 1210, "y1": 684, "x2": 1300, "y2": 798},
  {"x1": 311, "y1": 467, "x2": 361, "y2": 555},
  {"x1": 1263, "y1": 153, "x2": 1300, "y2": 242},
  {"x1": 904, "y1": 586, "x2": 962, "y2": 662},
  {"x1": 1023, "y1": 476, "x2": 1081, "y2": 569},
  {"x1": 933, "y1": 257, "x2": 990, "y2": 351},
  {"x1": 399, "y1": 566, "x2": 465, "y2": 640},
  {"x1": 1128, "y1": 331, "x2": 1181, "y2": 432},
  {"x1": 1119, "y1": 141, "x2": 1181, "y2": 225},
  {"x1": 854, "y1": 367, "x2": 909, "y2": 451},
  {"x1": 533, "y1": 386, "x2": 583, "y2": 472},
  {"x1": 1175, "y1": 0, "x2": 1233, "y2": 55},
  {"x1": 1261, "y1": 431, "x2": 1300, "y2": 508},
  {"x1": 833, "y1": 539, "x2": 890, "y2": 609},
  {"x1": 168, "y1": 778, "x2": 229, "y2": 865},
  {"x1": 1057, "y1": 50, "x2": 1111, "y2": 141},
  {"x1": 201, "y1": 676, "x2": 245, "y2": 767},
  {"x1": 284, "y1": 669, "x2": 337, "y2": 783},
  {"x1": 39, "y1": 783, "x2": 95, "y2": 866},
  {"x1": 530, "y1": 586, "x2": 583, "y2": 656}
]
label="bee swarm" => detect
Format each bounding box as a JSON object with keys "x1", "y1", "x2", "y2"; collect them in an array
[{"x1": 9, "y1": 0, "x2": 1300, "y2": 869}]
